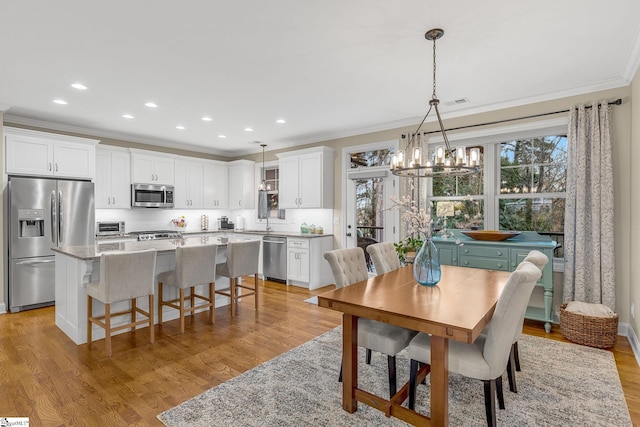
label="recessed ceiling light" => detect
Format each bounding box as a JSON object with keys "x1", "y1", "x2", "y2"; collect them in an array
[
  {"x1": 122, "y1": 114, "x2": 134, "y2": 119},
  {"x1": 53, "y1": 99, "x2": 68, "y2": 105},
  {"x1": 176, "y1": 125, "x2": 186, "y2": 130},
  {"x1": 276, "y1": 119, "x2": 286, "y2": 124},
  {"x1": 202, "y1": 116, "x2": 212, "y2": 121},
  {"x1": 145, "y1": 102, "x2": 158, "y2": 108},
  {"x1": 244, "y1": 127, "x2": 253, "y2": 132},
  {"x1": 71, "y1": 83, "x2": 87, "y2": 90},
  {"x1": 218, "y1": 134, "x2": 226, "y2": 139}
]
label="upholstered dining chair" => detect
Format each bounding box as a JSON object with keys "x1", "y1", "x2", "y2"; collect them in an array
[
  {"x1": 504, "y1": 250, "x2": 549, "y2": 392},
  {"x1": 407, "y1": 262, "x2": 541, "y2": 427},
  {"x1": 87, "y1": 249, "x2": 157, "y2": 357},
  {"x1": 324, "y1": 247, "x2": 418, "y2": 398},
  {"x1": 157, "y1": 244, "x2": 218, "y2": 334},
  {"x1": 214, "y1": 239, "x2": 261, "y2": 318},
  {"x1": 366, "y1": 242, "x2": 401, "y2": 274}
]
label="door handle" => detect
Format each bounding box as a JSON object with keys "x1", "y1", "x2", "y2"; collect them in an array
[
  {"x1": 16, "y1": 259, "x2": 56, "y2": 266},
  {"x1": 112, "y1": 196, "x2": 116, "y2": 204},
  {"x1": 55, "y1": 163, "x2": 58, "y2": 172},
  {"x1": 58, "y1": 191, "x2": 63, "y2": 243},
  {"x1": 346, "y1": 233, "x2": 352, "y2": 237},
  {"x1": 50, "y1": 191, "x2": 57, "y2": 244}
]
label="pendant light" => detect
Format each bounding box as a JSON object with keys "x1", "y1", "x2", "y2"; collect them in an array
[
  {"x1": 391, "y1": 28, "x2": 480, "y2": 178},
  {"x1": 258, "y1": 143, "x2": 270, "y2": 191}
]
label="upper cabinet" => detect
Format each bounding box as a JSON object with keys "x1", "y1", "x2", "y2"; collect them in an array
[
  {"x1": 95, "y1": 146, "x2": 131, "y2": 209},
  {"x1": 277, "y1": 146, "x2": 334, "y2": 209},
  {"x1": 131, "y1": 150, "x2": 174, "y2": 185},
  {"x1": 228, "y1": 160, "x2": 255, "y2": 209},
  {"x1": 174, "y1": 157, "x2": 204, "y2": 208},
  {"x1": 5, "y1": 127, "x2": 98, "y2": 179},
  {"x1": 203, "y1": 160, "x2": 228, "y2": 209}
]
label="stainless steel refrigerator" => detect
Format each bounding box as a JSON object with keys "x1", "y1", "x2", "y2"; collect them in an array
[{"x1": 7, "y1": 176, "x2": 95, "y2": 312}]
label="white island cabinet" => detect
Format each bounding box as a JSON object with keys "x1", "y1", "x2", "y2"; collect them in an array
[
  {"x1": 5, "y1": 127, "x2": 98, "y2": 179},
  {"x1": 286, "y1": 236, "x2": 333, "y2": 289},
  {"x1": 277, "y1": 146, "x2": 334, "y2": 209}
]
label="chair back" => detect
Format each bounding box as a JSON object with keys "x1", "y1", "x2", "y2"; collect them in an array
[
  {"x1": 366, "y1": 242, "x2": 401, "y2": 274},
  {"x1": 482, "y1": 261, "x2": 541, "y2": 377},
  {"x1": 225, "y1": 240, "x2": 261, "y2": 278},
  {"x1": 175, "y1": 244, "x2": 218, "y2": 287},
  {"x1": 522, "y1": 250, "x2": 549, "y2": 272},
  {"x1": 100, "y1": 249, "x2": 157, "y2": 303},
  {"x1": 323, "y1": 248, "x2": 369, "y2": 288}
]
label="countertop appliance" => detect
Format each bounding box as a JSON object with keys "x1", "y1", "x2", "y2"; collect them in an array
[
  {"x1": 134, "y1": 230, "x2": 182, "y2": 241},
  {"x1": 218, "y1": 216, "x2": 234, "y2": 230},
  {"x1": 96, "y1": 221, "x2": 125, "y2": 236},
  {"x1": 263, "y1": 236, "x2": 287, "y2": 283},
  {"x1": 131, "y1": 183, "x2": 174, "y2": 208},
  {"x1": 7, "y1": 176, "x2": 95, "y2": 312}
]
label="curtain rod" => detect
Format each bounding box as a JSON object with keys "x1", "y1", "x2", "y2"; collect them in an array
[{"x1": 422, "y1": 98, "x2": 622, "y2": 136}]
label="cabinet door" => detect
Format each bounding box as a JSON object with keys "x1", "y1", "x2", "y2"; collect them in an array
[
  {"x1": 5, "y1": 134, "x2": 53, "y2": 176},
  {"x1": 298, "y1": 152, "x2": 322, "y2": 208},
  {"x1": 188, "y1": 162, "x2": 204, "y2": 208},
  {"x1": 109, "y1": 151, "x2": 131, "y2": 208},
  {"x1": 279, "y1": 156, "x2": 299, "y2": 208},
  {"x1": 94, "y1": 150, "x2": 110, "y2": 208},
  {"x1": 228, "y1": 165, "x2": 244, "y2": 208},
  {"x1": 53, "y1": 141, "x2": 94, "y2": 179},
  {"x1": 213, "y1": 162, "x2": 228, "y2": 208},
  {"x1": 154, "y1": 157, "x2": 175, "y2": 185},
  {"x1": 203, "y1": 162, "x2": 216, "y2": 208},
  {"x1": 287, "y1": 249, "x2": 302, "y2": 281},
  {"x1": 297, "y1": 249, "x2": 310, "y2": 282},
  {"x1": 132, "y1": 155, "x2": 155, "y2": 183},
  {"x1": 174, "y1": 160, "x2": 190, "y2": 208}
]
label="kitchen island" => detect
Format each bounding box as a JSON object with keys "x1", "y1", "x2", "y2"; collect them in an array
[{"x1": 53, "y1": 235, "x2": 258, "y2": 345}]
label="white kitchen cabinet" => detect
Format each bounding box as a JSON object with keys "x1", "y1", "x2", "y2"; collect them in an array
[
  {"x1": 5, "y1": 127, "x2": 98, "y2": 179},
  {"x1": 286, "y1": 236, "x2": 334, "y2": 290},
  {"x1": 228, "y1": 160, "x2": 255, "y2": 209},
  {"x1": 95, "y1": 146, "x2": 131, "y2": 208},
  {"x1": 174, "y1": 158, "x2": 204, "y2": 208},
  {"x1": 131, "y1": 150, "x2": 174, "y2": 185},
  {"x1": 277, "y1": 146, "x2": 334, "y2": 209},
  {"x1": 203, "y1": 160, "x2": 228, "y2": 209}
]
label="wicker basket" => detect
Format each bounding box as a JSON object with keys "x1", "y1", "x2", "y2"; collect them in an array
[{"x1": 560, "y1": 303, "x2": 618, "y2": 348}]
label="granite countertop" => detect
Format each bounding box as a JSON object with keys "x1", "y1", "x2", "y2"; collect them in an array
[
  {"x1": 55, "y1": 235, "x2": 238, "y2": 261},
  {"x1": 183, "y1": 230, "x2": 333, "y2": 239}
]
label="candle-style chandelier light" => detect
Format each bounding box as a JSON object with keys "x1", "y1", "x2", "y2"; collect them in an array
[{"x1": 391, "y1": 28, "x2": 480, "y2": 178}]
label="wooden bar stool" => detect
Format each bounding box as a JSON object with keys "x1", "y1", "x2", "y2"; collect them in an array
[
  {"x1": 87, "y1": 249, "x2": 157, "y2": 357},
  {"x1": 215, "y1": 240, "x2": 261, "y2": 317},
  {"x1": 157, "y1": 244, "x2": 218, "y2": 333}
]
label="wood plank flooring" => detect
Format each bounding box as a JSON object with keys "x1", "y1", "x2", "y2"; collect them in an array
[{"x1": 0, "y1": 279, "x2": 638, "y2": 426}]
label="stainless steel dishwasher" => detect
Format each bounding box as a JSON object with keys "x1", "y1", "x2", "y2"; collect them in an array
[{"x1": 263, "y1": 236, "x2": 287, "y2": 283}]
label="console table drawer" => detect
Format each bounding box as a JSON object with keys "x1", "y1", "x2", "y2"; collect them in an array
[
  {"x1": 459, "y1": 256, "x2": 510, "y2": 271},
  {"x1": 459, "y1": 246, "x2": 508, "y2": 259}
]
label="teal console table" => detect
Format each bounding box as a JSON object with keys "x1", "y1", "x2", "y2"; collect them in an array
[{"x1": 432, "y1": 230, "x2": 557, "y2": 332}]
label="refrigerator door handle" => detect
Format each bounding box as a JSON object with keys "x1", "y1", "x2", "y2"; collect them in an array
[
  {"x1": 58, "y1": 190, "x2": 63, "y2": 243},
  {"x1": 15, "y1": 259, "x2": 56, "y2": 266},
  {"x1": 51, "y1": 190, "x2": 57, "y2": 244}
]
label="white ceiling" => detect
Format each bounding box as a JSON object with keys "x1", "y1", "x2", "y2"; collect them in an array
[{"x1": 1, "y1": 1, "x2": 639, "y2": 157}]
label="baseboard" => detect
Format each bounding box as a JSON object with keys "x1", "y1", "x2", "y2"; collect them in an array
[
  {"x1": 620, "y1": 322, "x2": 640, "y2": 367},
  {"x1": 0, "y1": 302, "x2": 6, "y2": 314}
]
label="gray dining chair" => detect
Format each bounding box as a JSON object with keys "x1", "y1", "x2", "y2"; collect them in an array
[
  {"x1": 87, "y1": 249, "x2": 157, "y2": 357},
  {"x1": 157, "y1": 244, "x2": 218, "y2": 333},
  {"x1": 215, "y1": 239, "x2": 261, "y2": 317},
  {"x1": 408, "y1": 261, "x2": 541, "y2": 427},
  {"x1": 323, "y1": 247, "x2": 418, "y2": 398},
  {"x1": 366, "y1": 242, "x2": 401, "y2": 274}
]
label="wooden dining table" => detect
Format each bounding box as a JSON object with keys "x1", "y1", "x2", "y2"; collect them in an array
[{"x1": 317, "y1": 264, "x2": 511, "y2": 426}]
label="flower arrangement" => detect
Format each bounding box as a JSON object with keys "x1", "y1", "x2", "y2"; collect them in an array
[
  {"x1": 389, "y1": 194, "x2": 433, "y2": 261},
  {"x1": 171, "y1": 215, "x2": 188, "y2": 228}
]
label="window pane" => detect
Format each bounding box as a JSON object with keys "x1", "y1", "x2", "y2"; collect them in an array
[
  {"x1": 433, "y1": 199, "x2": 485, "y2": 231},
  {"x1": 536, "y1": 165, "x2": 566, "y2": 192},
  {"x1": 350, "y1": 149, "x2": 393, "y2": 168},
  {"x1": 498, "y1": 198, "x2": 565, "y2": 233},
  {"x1": 432, "y1": 147, "x2": 484, "y2": 197},
  {"x1": 500, "y1": 166, "x2": 533, "y2": 194}
]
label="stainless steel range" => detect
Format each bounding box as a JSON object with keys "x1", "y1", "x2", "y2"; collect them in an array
[{"x1": 135, "y1": 230, "x2": 182, "y2": 241}]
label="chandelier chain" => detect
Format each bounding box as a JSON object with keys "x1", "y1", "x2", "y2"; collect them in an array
[{"x1": 432, "y1": 33, "x2": 437, "y2": 100}]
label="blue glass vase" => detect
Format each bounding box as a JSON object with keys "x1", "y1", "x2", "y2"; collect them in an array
[{"x1": 413, "y1": 238, "x2": 441, "y2": 286}]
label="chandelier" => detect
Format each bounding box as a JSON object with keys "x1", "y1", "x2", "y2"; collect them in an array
[{"x1": 391, "y1": 28, "x2": 480, "y2": 178}]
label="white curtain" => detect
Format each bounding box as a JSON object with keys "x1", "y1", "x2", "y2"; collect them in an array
[{"x1": 563, "y1": 100, "x2": 615, "y2": 309}]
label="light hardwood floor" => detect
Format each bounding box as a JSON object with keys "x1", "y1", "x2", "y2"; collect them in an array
[{"x1": 1, "y1": 279, "x2": 638, "y2": 426}]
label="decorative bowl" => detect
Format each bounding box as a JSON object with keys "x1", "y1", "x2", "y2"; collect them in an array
[{"x1": 461, "y1": 230, "x2": 521, "y2": 241}]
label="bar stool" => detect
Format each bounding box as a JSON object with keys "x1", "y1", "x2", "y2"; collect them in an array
[
  {"x1": 157, "y1": 244, "x2": 218, "y2": 333},
  {"x1": 87, "y1": 249, "x2": 157, "y2": 357},
  {"x1": 214, "y1": 240, "x2": 261, "y2": 317}
]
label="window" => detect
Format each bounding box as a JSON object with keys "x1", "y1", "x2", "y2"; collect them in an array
[{"x1": 258, "y1": 165, "x2": 285, "y2": 220}]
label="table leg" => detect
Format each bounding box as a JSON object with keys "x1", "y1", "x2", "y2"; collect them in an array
[
  {"x1": 342, "y1": 314, "x2": 358, "y2": 413},
  {"x1": 430, "y1": 335, "x2": 449, "y2": 426}
]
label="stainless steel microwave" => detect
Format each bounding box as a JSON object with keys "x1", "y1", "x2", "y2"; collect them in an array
[{"x1": 131, "y1": 184, "x2": 174, "y2": 208}]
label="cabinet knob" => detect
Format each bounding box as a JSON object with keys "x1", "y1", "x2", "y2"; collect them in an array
[
  {"x1": 463, "y1": 248, "x2": 469, "y2": 254},
  {"x1": 463, "y1": 260, "x2": 469, "y2": 265},
  {"x1": 497, "y1": 263, "x2": 503, "y2": 268},
  {"x1": 497, "y1": 251, "x2": 503, "y2": 256}
]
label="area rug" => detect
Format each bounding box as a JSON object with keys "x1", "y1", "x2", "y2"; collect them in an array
[{"x1": 157, "y1": 327, "x2": 631, "y2": 426}]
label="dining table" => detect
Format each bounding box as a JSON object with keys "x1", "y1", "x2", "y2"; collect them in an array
[{"x1": 317, "y1": 264, "x2": 511, "y2": 426}]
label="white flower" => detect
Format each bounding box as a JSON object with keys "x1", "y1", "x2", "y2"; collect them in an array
[{"x1": 390, "y1": 195, "x2": 433, "y2": 240}]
